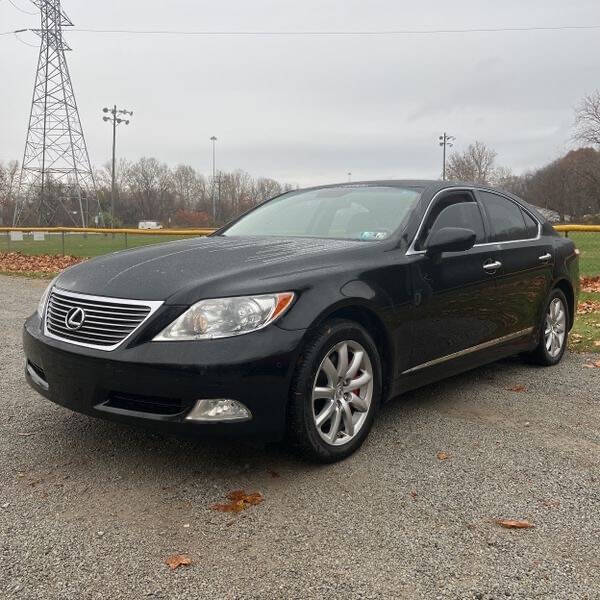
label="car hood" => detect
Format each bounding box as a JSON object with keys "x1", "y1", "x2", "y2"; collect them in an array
[{"x1": 56, "y1": 235, "x2": 376, "y2": 303}]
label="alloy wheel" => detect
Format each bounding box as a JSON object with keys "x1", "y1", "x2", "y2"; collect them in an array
[
  {"x1": 544, "y1": 297, "x2": 566, "y2": 358},
  {"x1": 311, "y1": 340, "x2": 374, "y2": 446}
]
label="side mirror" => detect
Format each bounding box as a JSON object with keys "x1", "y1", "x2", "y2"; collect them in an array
[{"x1": 425, "y1": 227, "x2": 476, "y2": 257}]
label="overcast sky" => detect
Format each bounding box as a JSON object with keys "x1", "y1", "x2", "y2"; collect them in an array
[{"x1": 1, "y1": 0, "x2": 600, "y2": 187}]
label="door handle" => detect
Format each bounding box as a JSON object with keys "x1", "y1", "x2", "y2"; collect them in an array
[
  {"x1": 483, "y1": 260, "x2": 502, "y2": 272},
  {"x1": 538, "y1": 253, "x2": 552, "y2": 261}
]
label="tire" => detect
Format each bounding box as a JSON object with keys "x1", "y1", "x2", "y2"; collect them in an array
[
  {"x1": 287, "y1": 318, "x2": 382, "y2": 463},
  {"x1": 527, "y1": 288, "x2": 569, "y2": 366}
]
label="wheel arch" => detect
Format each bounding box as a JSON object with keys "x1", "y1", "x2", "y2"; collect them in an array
[{"x1": 304, "y1": 301, "x2": 395, "y2": 403}]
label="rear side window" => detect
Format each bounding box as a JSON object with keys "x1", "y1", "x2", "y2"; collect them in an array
[{"x1": 479, "y1": 191, "x2": 532, "y2": 242}]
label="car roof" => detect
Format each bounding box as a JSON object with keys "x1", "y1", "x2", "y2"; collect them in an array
[{"x1": 297, "y1": 179, "x2": 488, "y2": 194}]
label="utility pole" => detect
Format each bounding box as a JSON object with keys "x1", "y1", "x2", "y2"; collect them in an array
[
  {"x1": 347, "y1": 172, "x2": 352, "y2": 182},
  {"x1": 439, "y1": 132, "x2": 455, "y2": 181},
  {"x1": 102, "y1": 106, "x2": 133, "y2": 227},
  {"x1": 210, "y1": 136, "x2": 217, "y2": 224}
]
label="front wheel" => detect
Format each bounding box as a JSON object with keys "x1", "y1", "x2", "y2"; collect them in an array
[
  {"x1": 527, "y1": 289, "x2": 569, "y2": 366},
  {"x1": 287, "y1": 319, "x2": 382, "y2": 463}
]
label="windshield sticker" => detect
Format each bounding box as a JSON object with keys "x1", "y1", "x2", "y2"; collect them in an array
[{"x1": 360, "y1": 231, "x2": 389, "y2": 241}]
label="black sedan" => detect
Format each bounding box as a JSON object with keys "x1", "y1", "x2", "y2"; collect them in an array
[{"x1": 23, "y1": 181, "x2": 580, "y2": 462}]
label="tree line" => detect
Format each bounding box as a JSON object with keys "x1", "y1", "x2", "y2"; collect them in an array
[
  {"x1": 445, "y1": 91, "x2": 600, "y2": 222},
  {"x1": 0, "y1": 158, "x2": 294, "y2": 227},
  {"x1": 3, "y1": 90, "x2": 600, "y2": 226}
]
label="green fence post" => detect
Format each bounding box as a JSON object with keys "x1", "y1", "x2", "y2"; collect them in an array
[
  {"x1": 125, "y1": 232, "x2": 128, "y2": 248},
  {"x1": 61, "y1": 231, "x2": 65, "y2": 256}
]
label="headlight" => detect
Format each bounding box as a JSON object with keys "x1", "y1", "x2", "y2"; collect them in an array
[
  {"x1": 37, "y1": 277, "x2": 58, "y2": 318},
  {"x1": 154, "y1": 292, "x2": 295, "y2": 341}
]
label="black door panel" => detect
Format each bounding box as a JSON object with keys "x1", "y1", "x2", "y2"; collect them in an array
[
  {"x1": 493, "y1": 241, "x2": 553, "y2": 337},
  {"x1": 408, "y1": 246, "x2": 503, "y2": 368}
]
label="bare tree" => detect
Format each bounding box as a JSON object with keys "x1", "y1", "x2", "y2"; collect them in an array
[
  {"x1": 573, "y1": 91, "x2": 600, "y2": 146},
  {"x1": 446, "y1": 141, "x2": 498, "y2": 184},
  {"x1": 172, "y1": 165, "x2": 208, "y2": 212},
  {"x1": 0, "y1": 160, "x2": 19, "y2": 225}
]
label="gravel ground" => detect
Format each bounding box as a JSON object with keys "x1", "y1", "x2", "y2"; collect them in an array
[{"x1": 1, "y1": 274, "x2": 599, "y2": 600}]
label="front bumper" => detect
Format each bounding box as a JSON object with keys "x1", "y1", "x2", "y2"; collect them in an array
[{"x1": 23, "y1": 314, "x2": 306, "y2": 440}]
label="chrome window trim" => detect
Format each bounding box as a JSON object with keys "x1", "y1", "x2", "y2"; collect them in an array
[
  {"x1": 406, "y1": 186, "x2": 542, "y2": 256},
  {"x1": 43, "y1": 287, "x2": 163, "y2": 352},
  {"x1": 401, "y1": 327, "x2": 534, "y2": 375}
]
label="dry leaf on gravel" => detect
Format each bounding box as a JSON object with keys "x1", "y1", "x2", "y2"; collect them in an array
[
  {"x1": 0, "y1": 252, "x2": 83, "y2": 274},
  {"x1": 211, "y1": 490, "x2": 264, "y2": 513},
  {"x1": 165, "y1": 554, "x2": 192, "y2": 570},
  {"x1": 507, "y1": 385, "x2": 527, "y2": 392},
  {"x1": 583, "y1": 360, "x2": 600, "y2": 369},
  {"x1": 495, "y1": 519, "x2": 534, "y2": 529},
  {"x1": 436, "y1": 451, "x2": 450, "y2": 460},
  {"x1": 267, "y1": 469, "x2": 281, "y2": 478}
]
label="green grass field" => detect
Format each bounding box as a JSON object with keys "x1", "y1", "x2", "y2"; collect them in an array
[
  {"x1": 2, "y1": 230, "x2": 599, "y2": 273},
  {"x1": 565, "y1": 232, "x2": 599, "y2": 278},
  {"x1": 1, "y1": 232, "x2": 199, "y2": 258}
]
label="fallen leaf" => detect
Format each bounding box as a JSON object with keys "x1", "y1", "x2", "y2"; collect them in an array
[
  {"x1": 583, "y1": 360, "x2": 600, "y2": 369},
  {"x1": 577, "y1": 300, "x2": 600, "y2": 315},
  {"x1": 495, "y1": 519, "x2": 534, "y2": 529},
  {"x1": 211, "y1": 490, "x2": 264, "y2": 513},
  {"x1": 0, "y1": 252, "x2": 83, "y2": 274},
  {"x1": 165, "y1": 554, "x2": 192, "y2": 570},
  {"x1": 17, "y1": 432, "x2": 35, "y2": 437},
  {"x1": 594, "y1": 341, "x2": 600, "y2": 347},
  {"x1": 581, "y1": 276, "x2": 600, "y2": 293},
  {"x1": 507, "y1": 385, "x2": 526, "y2": 392},
  {"x1": 436, "y1": 451, "x2": 450, "y2": 461},
  {"x1": 267, "y1": 469, "x2": 281, "y2": 478},
  {"x1": 410, "y1": 490, "x2": 418, "y2": 500}
]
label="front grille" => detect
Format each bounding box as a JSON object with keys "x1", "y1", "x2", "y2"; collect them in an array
[
  {"x1": 104, "y1": 391, "x2": 185, "y2": 415},
  {"x1": 45, "y1": 289, "x2": 160, "y2": 350}
]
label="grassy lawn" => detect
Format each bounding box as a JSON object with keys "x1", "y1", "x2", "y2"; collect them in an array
[
  {"x1": 1, "y1": 232, "x2": 199, "y2": 258},
  {"x1": 570, "y1": 290, "x2": 600, "y2": 353},
  {"x1": 566, "y1": 231, "x2": 600, "y2": 277}
]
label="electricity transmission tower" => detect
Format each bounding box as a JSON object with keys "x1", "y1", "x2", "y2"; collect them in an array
[{"x1": 12, "y1": 0, "x2": 99, "y2": 227}]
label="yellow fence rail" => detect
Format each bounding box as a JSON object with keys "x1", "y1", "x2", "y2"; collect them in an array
[
  {"x1": 1, "y1": 224, "x2": 598, "y2": 235},
  {"x1": 0, "y1": 226, "x2": 217, "y2": 235}
]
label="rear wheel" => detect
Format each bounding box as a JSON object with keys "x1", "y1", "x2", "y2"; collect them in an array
[
  {"x1": 527, "y1": 289, "x2": 569, "y2": 366},
  {"x1": 287, "y1": 319, "x2": 382, "y2": 463}
]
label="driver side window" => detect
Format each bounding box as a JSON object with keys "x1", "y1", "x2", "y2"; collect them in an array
[{"x1": 416, "y1": 194, "x2": 485, "y2": 250}]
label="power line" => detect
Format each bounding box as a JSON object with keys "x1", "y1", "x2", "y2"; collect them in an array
[
  {"x1": 68, "y1": 24, "x2": 600, "y2": 36},
  {"x1": 4, "y1": 23, "x2": 600, "y2": 39},
  {"x1": 13, "y1": 30, "x2": 37, "y2": 46},
  {"x1": 0, "y1": 22, "x2": 600, "y2": 37},
  {"x1": 7, "y1": 0, "x2": 37, "y2": 16}
]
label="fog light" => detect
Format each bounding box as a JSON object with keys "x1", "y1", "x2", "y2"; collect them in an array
[{"x1": 185, "y1": 399, "x2": 252, "y2": 422}]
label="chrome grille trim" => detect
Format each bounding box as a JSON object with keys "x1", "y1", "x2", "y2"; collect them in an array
[{"x1": 44, "y1": 288, "x2": 163, "y2": 351}]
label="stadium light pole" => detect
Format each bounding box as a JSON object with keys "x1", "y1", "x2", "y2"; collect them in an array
[
  {"x1": 439, "y1": 132, "x2": 455, "y2": 181},
  {"x1": 102, "y1": 106, "x2": 133, "y2": 228},
  {"x1": 210, "y1": 136, "x2": 218, "y2": 223}
]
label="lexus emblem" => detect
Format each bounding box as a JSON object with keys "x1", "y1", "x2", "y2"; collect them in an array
[{"x1": 65, "y1": 306, "x2": 86, "y2": 330}]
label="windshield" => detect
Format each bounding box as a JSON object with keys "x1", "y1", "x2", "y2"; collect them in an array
[{"x1": 221, "y1": 185, "x2": 423, "y2": 241}]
